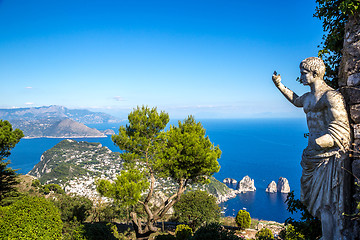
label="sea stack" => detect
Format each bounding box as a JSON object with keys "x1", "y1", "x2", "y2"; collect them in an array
[
  {"x1": 236, "y1": 175, "x2": 256, "y2": 193},
  {"x1": 277, "y1": 177, "x2": 290, "y2": 193},
  {"x1": 223, "y1": 178, "x2": 238, "y2": 185},
  {"x1": 266, "y1": 181, "x2": 277, "y2": 193}
]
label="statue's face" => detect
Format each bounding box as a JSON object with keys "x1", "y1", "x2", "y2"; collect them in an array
[{"x1": 299, "y1": 67, "x2": 315, "y2": 85}]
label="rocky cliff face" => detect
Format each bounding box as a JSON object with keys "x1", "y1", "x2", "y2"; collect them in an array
[
  {"x1": 266, "y1": 181, "x2": 277, "y2": 193},
  {"x1": 223, "y1": 178, "x2": 237, "y2": 184},
  {"x1": 236, "y1": 175, "x2": 256, "y2": 192},
  {"x1": 277, "y1": 177, "x2": 290, "y2": 193},
  {"x1": 338, "y1": 13, "x2": 360, "y2": 239}
]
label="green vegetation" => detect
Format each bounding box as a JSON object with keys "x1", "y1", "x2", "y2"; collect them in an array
[
  {"x1": 97, "y1": 106, "x2": 221, "y2": 238},
  {"x1": 96, "y1": 168, "x2": 150, "y2": 207},
  {"x1": 191, "y1": 223, "x2": 244, "y2": 240},
  {"x1": 255, "y1": 228, "x2": 274, "y2": 240},
  {"x1": 154, "y1": 234, "x2": 176, "y2": 240},
  {"x1": 203, "y1": 176, "x2": 231, "y2": 196},
  {"x1": 175, "y1": 224, "x2": 193, "y2": 240},
  {"x1": 284, "y1": 191, "x2": 321, "y2": 240},
  {"x1": 235, "y1": 210, "x2": 251, "y2": 230},
  {"x1": 28, "y1": 139, "x2": 122, "y2": 185},
  {"x1": 0, "y1": 119, "x2": 24, "y2": 159},
  {"x1": 279, "y1": 224, "x2": 305, "y2": 240},
  {"x1": 53, "y1": 194, "x2": 93, "y2": 222},
  {"x1": 0, "y1": 196, "x2": 63, "y2": 239},
  {"x1": 315, "y1": 0, "x2": 360, "y2": 88},
  {"x1": 174, "y1": 190, "x2": 220, "y2": 230},
  {"x1": 0, "y1": 120, "x2": 23, "y2": 203}
]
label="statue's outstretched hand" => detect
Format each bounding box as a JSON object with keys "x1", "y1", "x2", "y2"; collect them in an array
[{"x1": 272, "y1": 71, "x2": 281, "y2": 86}]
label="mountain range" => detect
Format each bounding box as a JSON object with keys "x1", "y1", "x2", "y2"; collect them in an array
[
  {"x1": 0, "y1": 105, "x2": 120, "y2": 138},
  {"x1": 0, "y1": 105, "x2": 120, "y2": 124}
]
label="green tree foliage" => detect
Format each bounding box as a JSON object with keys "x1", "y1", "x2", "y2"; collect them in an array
[
  {"x1": 175, "y1": 224, "x2": 193, "y2": 240},
  {"x1": 62, "y1": 219, "x2": 87, "y2": 240},
  {"x1": 53, "y1": 194, "x2": 93, "y2": 222},
  {"x1": 0, "y1": 120, "x2": 23, "y2": 203},
  {"x1": 0, "y1": 120, "x2": 24, "y2": 159},
  {"x1": 190, "y1": 223, "x2": 244, "y2": 240},
  {"x1": 235, "y1": 210, "x2": 251, "y2": 230},
  {"x1": 43, "y1": 183, "x2": 65, "y2": 194},
  {"x1": 0, "y1": 195, "x2": 63, "y2": 239},
  {"x1": 255, "y1": 228, "x2": 274, "y2": 240},
  {"x1": 96, "y1": 169, "x2": 149, "y2": 206},
  {"x1": 97, "y1": 106, "x2": 221, "y2": 238},
  {"x1": 174, "y1": 190, "x2": 220, "y2": 230},
  {"x1": 0, "y1": 160, "x2": 20, "y2": 204},
  {"x1": 284, "y1": 191, "x2": 321, "y2": 240},
  {"x1": 161, "y1": 115, "x2": 221, "y2": 184},
  {"x1": 279, "y1": 224, "x2": 305, "y2": 240},
  {"x1": 314, "y1": 0, "x2": 360, "y2": 88}
]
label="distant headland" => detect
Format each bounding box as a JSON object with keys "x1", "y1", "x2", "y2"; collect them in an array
[{"x1": 0, "y1": 105, "x2": 120, "y2": 138}]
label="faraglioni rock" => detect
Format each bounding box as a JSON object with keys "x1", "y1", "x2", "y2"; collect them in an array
[
  {"x1": 277, "y1": 177, "x2": 290, "y2": 193},
  {"x1": 223, "y1": 178, "x2": 237, "y2": 184},
  {"x1": 266, "y1": 181, "x2": 277, "y2": 193},
  {"x1": 236, "y1": 175, "x2": 256, "y2": 193}
]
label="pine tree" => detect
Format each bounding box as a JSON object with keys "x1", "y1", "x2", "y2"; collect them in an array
[{"x1": 0, "y1": 120, "x2": 24, "y2": 203}]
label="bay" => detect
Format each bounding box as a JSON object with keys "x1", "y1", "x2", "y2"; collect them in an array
[{"x1": 8, "y1": 118, "x2": 307, "y2": 222}]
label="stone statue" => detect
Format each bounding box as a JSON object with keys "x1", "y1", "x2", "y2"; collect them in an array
[{"x1": 272, "y1": 57, "x2": 351, "y2": 240}]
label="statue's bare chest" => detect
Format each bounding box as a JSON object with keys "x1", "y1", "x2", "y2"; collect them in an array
[{"x1": 303, "y1": 94, "x2": 321, "y2": 114}]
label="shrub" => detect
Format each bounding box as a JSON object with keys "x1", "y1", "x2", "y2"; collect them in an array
[
  {"x1": 175, "y1": 224, "x2": 193, "y2": 240},
  {"x1": 255, "y1": 228, "x2": 274, "y2": 240},
  {"x1": 191, "y1": 223, "x2": 244, "y2": 240},
  {"x1": 53, "y1": 194, "x2": 93, "y2": 222},
  {"x1": 62, "y1": 219, "x2": 86, "y2": 240},
  {"x1": 284, "y1": 191, "x2": 321, "y2": 239},
  {"x1": 83, "y1": 222, "x2": 120, "y2": 240},
  {"x1": 235, "y1": 210, "x2": 251, "y2": 229},
  {"x1": 174, "y1": 190, "x2": 220, "y2": 230},
  {"x1": 0, "y1": 196, "x2": 63, "y2": 239},
  {"x1": 279, "y1": 224, "x2": 305, "y2": 240},
  {"x1": 154, "y1": 234, "x2": 176, "y2": 240}
]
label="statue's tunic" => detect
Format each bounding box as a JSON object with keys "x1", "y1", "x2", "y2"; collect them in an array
[{"x1": 300, "y1": 90, "x2": 350, "y2": 223}]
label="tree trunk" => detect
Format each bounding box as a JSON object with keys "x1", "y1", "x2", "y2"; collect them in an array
[{"x1": 130, "y1": 212, "x2": 155, "y2": 240}]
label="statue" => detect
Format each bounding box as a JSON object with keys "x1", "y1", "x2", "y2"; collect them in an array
[{"x1": 272, "y1": 57, "x2": 351, "y2": 240}]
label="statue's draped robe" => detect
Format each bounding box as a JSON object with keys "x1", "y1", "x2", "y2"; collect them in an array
[{"x1": 300, "y1": 94, "x2": 350, "y2": 226}]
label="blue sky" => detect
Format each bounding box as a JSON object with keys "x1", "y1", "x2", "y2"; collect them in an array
[{"x1": 0, "y1": 0, "x2": 324, "y2": 119}]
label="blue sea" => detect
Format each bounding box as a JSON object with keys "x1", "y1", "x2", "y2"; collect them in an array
[{"x1": 8, "y1": 118, "x2": 307, "y2": 222}]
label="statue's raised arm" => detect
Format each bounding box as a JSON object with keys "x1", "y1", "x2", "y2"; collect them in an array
[{"x1": 272, "y1": 71, "x2": 302, "y2": 107}]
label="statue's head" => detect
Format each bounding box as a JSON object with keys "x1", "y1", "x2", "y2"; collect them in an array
[{"x1": 300, "y1": 57, "x2": 326, "y2": 79}]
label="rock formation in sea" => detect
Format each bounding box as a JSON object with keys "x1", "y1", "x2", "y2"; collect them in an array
[
  {"x1": 266, "y1": 181, "x2": 277, "y2": 193},
  {"x1": 223, "y1": 178, "x2": 237, "y2": 184},
  {"x1": 236, "y1": 175, "x2": 256, "y2": 193},
  {"x1": 277, "y1": 177, "x2": 290, "y2": 193}
]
